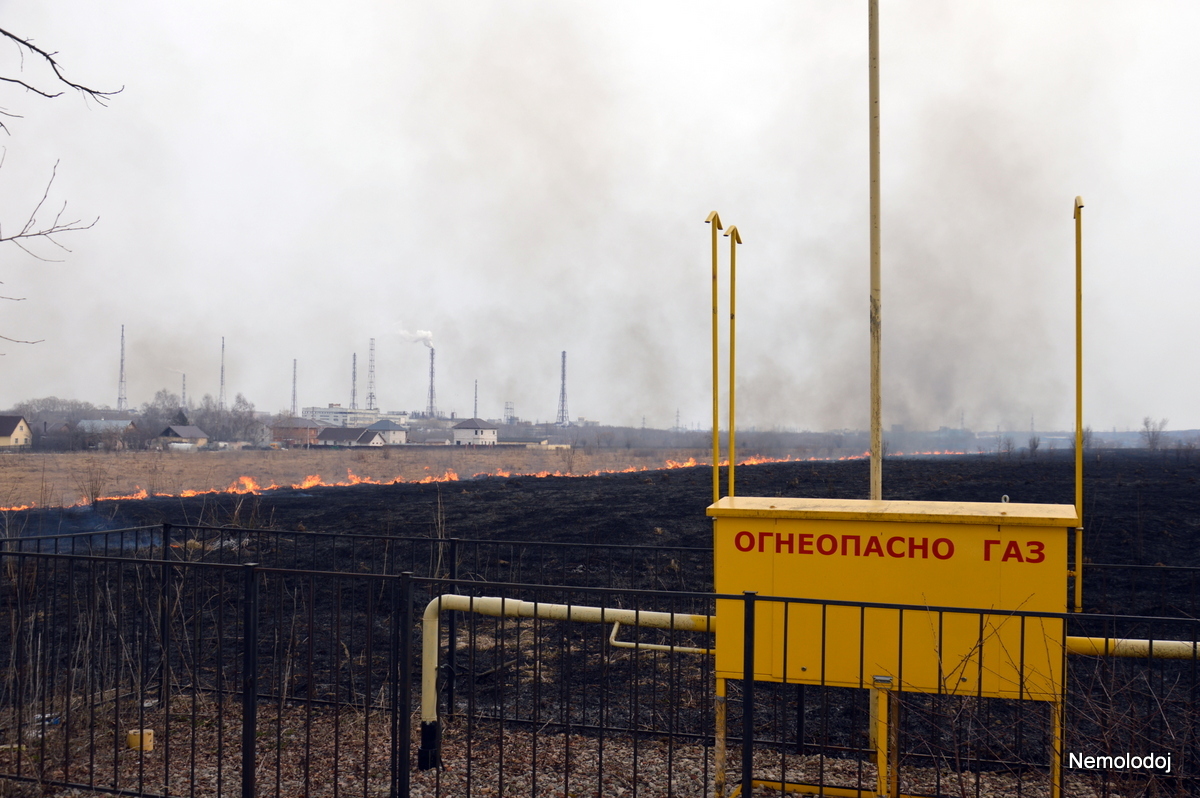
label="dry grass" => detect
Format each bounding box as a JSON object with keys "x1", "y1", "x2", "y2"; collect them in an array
[
  {"x1": 0, "y1": 448, "x2": 711, "y2": 510},
  {"x1": 1, "y1": 698, "x2": 1150, "y2": 798}
]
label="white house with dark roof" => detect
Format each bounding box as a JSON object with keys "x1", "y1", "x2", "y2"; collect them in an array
[
  {"x1": 367, "y1": 419, "x2": 407, "y2": 445},
  {"x1": 451, "y1": 418, "x2": 497, "y2": 446}
]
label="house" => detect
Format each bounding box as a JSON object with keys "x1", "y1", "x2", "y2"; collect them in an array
[
  {"x1": 316, "y1": 428, "x2": 385, "y2": 447},
  {"x1": 77, "y1": 419, "x2": 138, "y2": 450},
  {"x1": 367, "y1": 419, "x2": 408, "y2": 445},
  {"x1": 271, "y1": 418, "x2": 320, "y2": 448},
  {"x1": 159, "y1": 425, "x2": 210, "y2": 448},
  {"x1": 0, "y1": 416, "x2": 32, "y2": 449},
  {"x1": 452, "y1": 418, "x2": 498, "y2": 446}
]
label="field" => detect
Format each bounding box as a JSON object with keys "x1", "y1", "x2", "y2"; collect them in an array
[
  {"x1": 6, "y1": 447, "x2": 1199, "y2": 578},
  {"x1": 0, "y1": 446, "x2": 716, "y2": 510},
  {"x1": 2, "y1": 448, "x2": 1199, "y2": 796}
]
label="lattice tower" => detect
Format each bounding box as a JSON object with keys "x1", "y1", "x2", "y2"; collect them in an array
[
  {"x1": 366, "y1": 338, "x2": 377, "y2": 411},
  {"x1": 555, "y1": 350, "x2": 569, "y2": 427}
]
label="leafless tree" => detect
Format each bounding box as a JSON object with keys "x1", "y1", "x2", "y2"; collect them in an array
[
  {"x1": 1027, "y1": 435, "x2": 1040, "y2": 458},
  {"x1": 1140, "y1": 416, "x2": 1168, "y2": 451},
  {"x1": 999, "y1": 436, "x2": 1015, "y2": 458},
  {"x1": 0, "y1": 26, "x2": 119, "y2": 350}
]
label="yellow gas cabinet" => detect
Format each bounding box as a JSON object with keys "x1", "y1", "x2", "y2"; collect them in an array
[{"x1": 709, "y1": 497, "x2": 1079, "y2": 700}]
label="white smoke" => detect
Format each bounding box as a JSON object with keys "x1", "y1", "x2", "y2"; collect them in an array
[{"x1": 398, "y1": 329, "x2": 434, "y2": 348}]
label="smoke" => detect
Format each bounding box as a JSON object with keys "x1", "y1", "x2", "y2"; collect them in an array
[
  {"x1": 398, "y1": 329, "x2": 434, "y2": 349},
  {"x1": 0, "y1": 3, "x2": 1191, "y2": 430}
]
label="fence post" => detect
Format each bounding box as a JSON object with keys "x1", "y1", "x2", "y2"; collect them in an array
[
  {"x1": 742, "y1": 591, "x2": 756, "y2": 797},
  {"x1": 241, "y1": 563, "x2": 260, "y2": 798},
  {"x1": 445, "y1": 538, "x2": 459, "y2": 714},
  {"x1": 159, "y1": 558, "x2": 171, "y2": 706},
  {"x1": 398, "y1": 571, "x2": 415, "y2": 795}
]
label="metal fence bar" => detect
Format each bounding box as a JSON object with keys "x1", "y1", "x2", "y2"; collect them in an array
[
  {"x1": 241, "y1": 563, "x2": 259, "y2": 798},
  {"x1": 6, "y1": 544, "x2": 1200, "y2": 797},
  {"x1": 398, "y1": 571, "x2": 414, "y2": 798}
]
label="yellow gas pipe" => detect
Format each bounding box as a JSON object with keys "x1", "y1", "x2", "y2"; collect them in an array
[
  {"x1": 725, "y1": 226, "x2": 741, "y2": 497},
  {"x1": 1073, "y1": 196, "x2": 1085, "y2": 613},
  {"x1": 417, "y1": 595, "x2": 715, "y2": 770},
  {"x1": 707, "y1": 211, "x2": 723, "y2": 503}
]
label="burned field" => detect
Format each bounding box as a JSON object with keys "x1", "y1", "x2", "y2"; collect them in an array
[
  {"x1": 19, "y1": 448, "x2": 1200, "y2": 587},
  {"x1": 3, "y1": 450, "x2": 1200, "y2": 797}
]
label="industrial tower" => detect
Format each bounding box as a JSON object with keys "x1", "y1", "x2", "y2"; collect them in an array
[
  {"x1": 555, "y1": 350, "x2": 569, "y2": 427},
  {"x1": 426, "y1": 348, "x2": 437, "y2": 418},
  {"x1": 366, "y1": 338, "x2": 377, "y2": 411},
  {"x1": 351, "y1": 353, "x2": 358, "y2": 409},
  {"x1": 291, "y1": 359, "x2": 298, "y2": 418},
  {"x1": 219, "y1": 337, "x2": 226, "y2": 410},
  {"x1": 117, "y1": 325, "x2": 127, "y2": 412}
]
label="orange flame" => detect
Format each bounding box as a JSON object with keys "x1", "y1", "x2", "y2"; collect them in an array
[{"x1": 0, "y1": 450, "x2": 975, "y2": 511}]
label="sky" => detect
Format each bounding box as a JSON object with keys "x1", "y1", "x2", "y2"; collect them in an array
[{"x1": 0, "y1": 2, "x2": 1197, "y2": 433}]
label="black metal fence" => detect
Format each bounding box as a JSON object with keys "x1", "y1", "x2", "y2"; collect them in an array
[{"x1": 1, "y1": 527, "x2": 1198, "y2": 797}]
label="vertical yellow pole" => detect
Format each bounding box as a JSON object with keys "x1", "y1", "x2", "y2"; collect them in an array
[
  {"x1": 725, "y1": 226, "x2": 742, "y2": 498},
  {"x1": 707, "y1": 212, "x2": 723, "y2": 503},
  {"x1": 1073, "y1": 197, "x2": 1084, "y2": 612},
  {"x1": 870, "y1": 680, "x2": 892, "y2": 797},
  {"x1": 868, "y1": 0, "x2": 883, "y2": 502}
]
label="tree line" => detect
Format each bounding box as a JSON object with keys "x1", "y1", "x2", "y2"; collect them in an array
[{"x1": 6, "y1": 391, "x2": 263, "y2": 450}]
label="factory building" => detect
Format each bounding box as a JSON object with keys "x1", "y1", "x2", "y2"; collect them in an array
[{"x1": 302, "y1": 405, "x2": 410, "y2": 428}]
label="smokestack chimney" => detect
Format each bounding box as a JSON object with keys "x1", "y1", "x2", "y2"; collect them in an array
[
  {"x1": 219, "y1": 336, "x2": 226, "y2": 410},
  {"x1": 351, "y1": 352, "x2": 358, "y2": 410},
  {"x1": 117, "y1": 325, "x2": 127, "y2": 412},
  {"x1": 427, "y1": 348, "x2": 437, "y2": 418},
  {"x1": 291, "y1": 359, "x2": 298, "y2": 418},
  {"x1": 556, "y1": 350, "x2": 569, "y2": 427}
]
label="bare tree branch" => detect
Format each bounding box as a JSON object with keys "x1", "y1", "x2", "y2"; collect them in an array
[
  {"x1": 0, "y1": 28, "x2": 117, "y2": 355},
  {"x1": 0, "y1": 160, "x2": 98, "y2": 261},
  {"x1": 0, "y1": 333, "x2": 41, "y2": 345},
  {"x1": 0, "y1": 26, "x2": 122, "y2": 105}
]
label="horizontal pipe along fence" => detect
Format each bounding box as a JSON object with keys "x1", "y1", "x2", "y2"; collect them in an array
[{"x1": 0, "y1": 524, "x2": 1197, "y2": 797}]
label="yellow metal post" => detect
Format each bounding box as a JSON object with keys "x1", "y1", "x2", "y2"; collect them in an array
[
  {"x1": 868, "y1": 0, "x2": 883, "y2": 502},
  {"x1": 1073, "y1": 196, "x2": 1084, "y2": 612},
  {"x1": 708, "y1": 211, "x2": 724, "y2": 503},
  {"x1": 870, "y1": 677, "x2": 897, "y2": 797},
  {"x1": 725, "y1": 226, "x2": 742, "y2": 497},
  {"x1": 1050, "y1": 700, "x2": 1064, "y2": 798}
]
